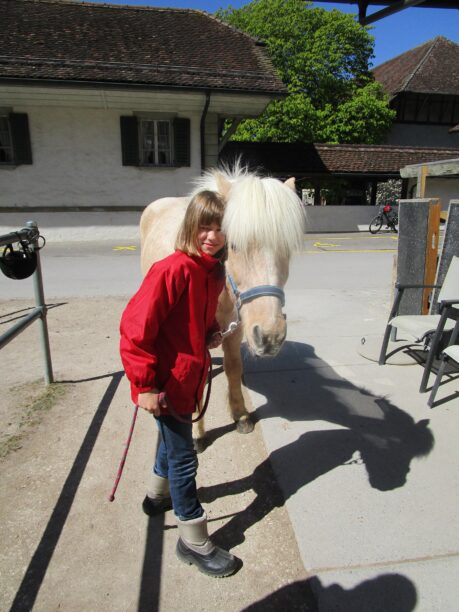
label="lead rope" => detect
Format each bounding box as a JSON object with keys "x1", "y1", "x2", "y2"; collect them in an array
[
  {"x1": 158, "y1": 349, "x2": 213, "y2": 424},
  {"x1": 108, "y1": 403, "x2": 139, "y2": 501},
  {"x1": 107, "y1": 358, "x2": 212, "y2": 501}
]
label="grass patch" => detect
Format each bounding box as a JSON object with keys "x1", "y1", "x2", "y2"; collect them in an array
[{"x1": 0, "y1": 382, "x2": 69, "y2": 459}]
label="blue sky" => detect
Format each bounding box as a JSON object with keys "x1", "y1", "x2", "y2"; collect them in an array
[{"x1": 83, "y1": 1, "x2": 458, "y2": 67}]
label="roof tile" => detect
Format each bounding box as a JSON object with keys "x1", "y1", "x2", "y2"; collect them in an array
[
  {"x1": 0, "y1": 0, "x2": 285, "y2": 94},
  {"x1": 373, "y1": 36, "x2": 459, "y2": 96},
  {"x1": 220, "y1": 142, "x2": 459, "y2": 176}
]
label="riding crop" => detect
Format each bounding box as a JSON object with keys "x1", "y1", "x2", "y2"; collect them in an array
[{"x1": 108, "y1": 403, "x2": 139, "y2": 502}]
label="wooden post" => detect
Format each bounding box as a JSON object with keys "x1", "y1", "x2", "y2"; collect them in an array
[
  {"x1": 416, "y1": 165, "x2": 428, "y2": 198},
  {"x1": 422, "y1": 199, "x2": 441, "y2": 314}
]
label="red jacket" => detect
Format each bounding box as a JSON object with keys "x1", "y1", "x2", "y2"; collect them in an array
[{"x1": 120, "y1": 249, "x2": 224, "y2": 414}]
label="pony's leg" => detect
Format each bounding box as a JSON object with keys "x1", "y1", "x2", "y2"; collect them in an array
[
  {"x1": 191, "y1": 399, "x2": 207, "y2": 453},
  {"x1": 223, "y1": 329, "x2": 254, "y2": 434},
  {"x1": 192, "y1": 415, "x2": 207, "y2": 454}
]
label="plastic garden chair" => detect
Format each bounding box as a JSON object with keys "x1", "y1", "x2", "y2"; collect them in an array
[
  {"x1": 428, "y1": 318, "x2": 459, "y2": 407},
  {"x1": 379, "y1": 256, "x2": 459, "y2": 393}
]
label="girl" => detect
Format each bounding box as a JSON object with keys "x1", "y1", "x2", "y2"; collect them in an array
[{"x1": 119, "y1": 190, "x2": 238, "y2": 578}]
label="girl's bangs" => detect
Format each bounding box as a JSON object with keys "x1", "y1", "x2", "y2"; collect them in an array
[{"x1": 199, "y1": 200, "x2": 223, "y2": 226}]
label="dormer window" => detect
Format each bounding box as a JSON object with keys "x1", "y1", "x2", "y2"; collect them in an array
[{"x1": 393, "y1": 94, "x2": 459, "y2": 125}]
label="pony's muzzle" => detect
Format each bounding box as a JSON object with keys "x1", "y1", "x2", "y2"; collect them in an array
[{"x1": 251, "y1": 322, "x2": 286, "y2": 356}]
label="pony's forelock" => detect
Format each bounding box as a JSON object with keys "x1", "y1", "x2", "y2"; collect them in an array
[
  {"x1": 223, "y1": 175, "x2": 305, "y2": 259},
  {"x1": 188, "y1": 162, "x2": 305, "y2": 258},
  {"x1": 188, "y1": 159, "x2": 250, "y2": 198}
]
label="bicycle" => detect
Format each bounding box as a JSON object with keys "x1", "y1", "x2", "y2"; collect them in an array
[{"x1": 369, "y1": 204, "x2": 398, "y2": 234}]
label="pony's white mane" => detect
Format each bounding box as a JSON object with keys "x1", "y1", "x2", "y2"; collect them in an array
[
  {"x1": 189, "y1": 159, "x2": 248, "y2": 196},
  {"x1": 190, "y1": 162, "x2": 305, "y2": 259}
]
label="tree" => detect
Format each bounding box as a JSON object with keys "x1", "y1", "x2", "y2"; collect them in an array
[{"x1": 217, "y1": 0, "x2": 395, "y2": 143}]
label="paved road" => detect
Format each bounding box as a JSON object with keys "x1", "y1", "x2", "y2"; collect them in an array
[
  {"x1": 0, "y1": 233, "x2": 399, "y2": 299},
  {"x1": 303, "y1": 232, "x2": 398, "y2": 255}
]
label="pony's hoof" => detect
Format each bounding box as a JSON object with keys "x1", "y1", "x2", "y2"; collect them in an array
[
  {"x1": 236, "y1": 416, "x2": 254, "y2": 434},
  {"x1": 193, "y1": 438, "x2": 207, "y2": 454}
]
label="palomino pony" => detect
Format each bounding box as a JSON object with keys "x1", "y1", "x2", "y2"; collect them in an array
[{"x1": 140, "y1": 164, "x2": 305, "y2": 449}]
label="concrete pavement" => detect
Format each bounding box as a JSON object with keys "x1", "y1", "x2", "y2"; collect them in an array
[
  {"x1": 244, "y1": 251, "x2": 459, "y2": 611},
  {"x1": 1, "y1": 235, "x2": 458, "y2": 610}
]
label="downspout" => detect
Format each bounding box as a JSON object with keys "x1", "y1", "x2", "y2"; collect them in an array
[{"x1": 200, "y1": 91, "x2": 211, "y2": 172}]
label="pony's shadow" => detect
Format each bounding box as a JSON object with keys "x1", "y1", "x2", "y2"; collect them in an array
[
  {"x1": 199, "y1": 341, "x2": 434, "y2": 550},
  {"x1": 242, "y1": 573, "x2": 417, "y2": 612}
]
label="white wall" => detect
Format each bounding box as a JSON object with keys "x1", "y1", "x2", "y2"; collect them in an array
[
  {"x1": 425, "y1": 178, "x2": 459, "y2": 209},
  {"x1": 406, "y1": 177, "x2": 459, "y2": 209},
  {"x1": 0, "y1": 105, "x2": 202, "y2": 208},
  {"x1": 303, "y1": 205, "x2": 379, "y2": 233},
  {"x1": 0, "y1": 84, "x2": 274, "y2": 212},
  {"x1": 0, "y1": 206, "x2": 382, "y2": 241},
  {"x1": 0, "y1": 211, "x2": 141, "y2": 242}
]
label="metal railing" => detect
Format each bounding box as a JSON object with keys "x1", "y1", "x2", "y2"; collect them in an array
[{"x1": 0, "y1": 221, "x2": 54, "y2": 384}]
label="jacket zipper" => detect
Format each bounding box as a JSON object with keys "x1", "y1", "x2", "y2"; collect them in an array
[{"x1": 195, "y1": 273, "x2": 210, "y2": 406}]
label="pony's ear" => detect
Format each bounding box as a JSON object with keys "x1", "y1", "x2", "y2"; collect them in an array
[
  {"x1": 284, "y1": 177, "x2": 296, "y2": 191},
  {"x1": 215, "y1": 173, "x2": 232, "y2": 201}
]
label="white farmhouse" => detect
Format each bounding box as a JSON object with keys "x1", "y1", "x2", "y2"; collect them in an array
[{"x1": 0, "y1": 0, "x2": 285, "y2": 239}]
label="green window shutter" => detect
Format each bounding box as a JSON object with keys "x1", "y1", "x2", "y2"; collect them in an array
[
  {"x1": 120, "y1": 116, "x2": 139, "y2": 166},
  {"x1": 173, "y1": 118, "x2": 190, "y2": 167},
  {"x1": 10, "y1": 113, "x2": 32, "y2": 165}
]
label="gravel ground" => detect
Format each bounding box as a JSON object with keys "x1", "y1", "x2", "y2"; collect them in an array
[{"x1": 0, "y1": 297, "x2": 315, "y2": 611}]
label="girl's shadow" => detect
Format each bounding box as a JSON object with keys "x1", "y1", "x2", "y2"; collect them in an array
[{"x1": 199, "y1": 341, "x2": 434, "y2": 550}]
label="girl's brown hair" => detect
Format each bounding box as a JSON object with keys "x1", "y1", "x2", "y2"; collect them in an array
[{"x1": 175, "y1": 190, "x2": 225, "y2": 256}]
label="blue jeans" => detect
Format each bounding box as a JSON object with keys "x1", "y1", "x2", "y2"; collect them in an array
[{"x1": 153, "y1": 415, "x2": 203, "y2": 521}]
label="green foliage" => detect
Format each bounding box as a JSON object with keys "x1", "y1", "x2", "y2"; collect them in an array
[
  {"x1": 217, "y1": 0, "x2": 395, "y2": 143},
  {"x1": 375, "y1": 179, "x2": 403, "y2": 206},
  {"x1": 317, "y1": 82, "x2": 396, "y2": 144}
]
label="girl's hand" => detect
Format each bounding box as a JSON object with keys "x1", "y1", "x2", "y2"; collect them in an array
[
  {"x1": 207, "y1": 332, "x2": 222, "y2": 349},
  {"x1": 138, "y1": 390, "x2": 161, "y2": 416}
]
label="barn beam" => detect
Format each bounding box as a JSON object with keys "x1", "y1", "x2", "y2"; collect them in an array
[
  {"x1": 359, "y1": 0, "x2": 428, "y2": 24},
  {"x1": 218, "y1": 118, "x2": 243, "y2": 153}
]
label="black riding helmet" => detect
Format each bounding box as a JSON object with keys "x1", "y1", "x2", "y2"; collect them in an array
[{"x1": 0, "y1": 241, "x2": 37, "y2": 280}]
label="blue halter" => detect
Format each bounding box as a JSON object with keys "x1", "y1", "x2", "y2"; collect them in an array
[{"x1": 227, "y1": 273, "x2": 285, "y2": 311}]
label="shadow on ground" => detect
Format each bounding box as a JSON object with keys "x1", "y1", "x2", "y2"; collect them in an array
[
  {"x1": 8, "y1": 371, "x2": 124, "y2": 612},
  {"x1": 199, "y1": 340, "x2": 433, "y2": 610},
  {"x1": 242, "y1": 573, "x2": 417, "y2": 612}
]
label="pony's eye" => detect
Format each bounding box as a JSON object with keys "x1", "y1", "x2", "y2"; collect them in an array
[{"x1": 230, "y1": 243, "x2": 237, "y2": 253}]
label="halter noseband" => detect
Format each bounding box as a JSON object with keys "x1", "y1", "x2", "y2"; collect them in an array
[{"x1": 227, "y1": 273, "x2": 285, "y2": 310}]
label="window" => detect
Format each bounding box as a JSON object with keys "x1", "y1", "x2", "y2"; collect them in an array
[
  {"x1": 120, "y1": 116, "x2": 190, "y2": 168},
  {"x1": 394, "y1": 94, "x2": 459, "y2": 125},
  {"x1": 0, "y1": 113, "x2": 32, "y2": 166},
  {"x1": 140, "y1": 119, "x2": 171, "y2": 166},
  {"x1": 0, "y1": 116, "x2": 13, "y2": 163}
]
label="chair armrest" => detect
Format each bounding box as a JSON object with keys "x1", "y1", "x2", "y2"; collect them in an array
[
  {"x1": 439, "y1": 299, "x2": 459, "y2": 308},
  {"x1": 387, "y1": 286, "x2": 404, "y2": 320},
  {"x1": 438, "y1": 301, "x2": 459, "y2": 318},
  {"x1": 388, "y1": 285, "x2": 444, "y2": 321}
]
